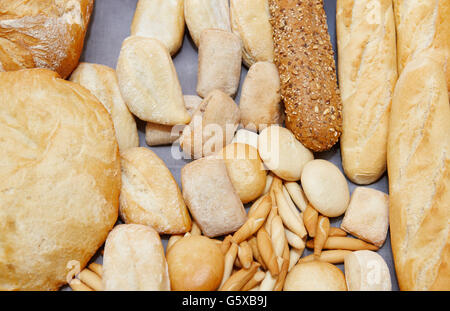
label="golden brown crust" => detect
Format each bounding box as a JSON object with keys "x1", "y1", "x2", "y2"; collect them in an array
[
  {"x1": 268, "y1": 0, "x2": 342, "y2": 152},
  {"x1": 0, "y1": 0, "x2": 94, "y2": 78}
]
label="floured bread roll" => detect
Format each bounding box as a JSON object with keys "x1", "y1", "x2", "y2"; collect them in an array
[
  {"x1": 0, "y1": 69, "x2": 120, "y2": 291},
  {"x1": 120, "y1": 147, "x2": 192, "y2": 234},
  {"x1": 0, "y1": 0, "x2": 94, "y2": 78},
  {"x1": 70, "y1": 62, "x2": 139, "y2": 151},
  {"x1": 116, "y1": 36, "x2": 191, "y2": 125}
]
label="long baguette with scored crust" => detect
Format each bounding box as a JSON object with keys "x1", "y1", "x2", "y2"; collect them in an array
[
  {"x1": 388, "y1": 57, "x2": 450, "y2": 291},
  {"x1": 268, "y1": 0, "x2": 342, "y2": 152}
]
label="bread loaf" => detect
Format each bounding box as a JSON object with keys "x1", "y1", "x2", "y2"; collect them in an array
[
  {"x1": 388, "y1": 57, "x2": 450, "y2": 291},
  {"x1": 0, "y1": 0, "x2": 94, "y2": 78},
  {"x1": 337, "y1": 0, "x2": 398, "y2": 184}
]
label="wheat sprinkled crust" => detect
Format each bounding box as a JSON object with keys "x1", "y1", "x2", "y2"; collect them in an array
[{"x1": 268, "y1": 0, "x2": 342, "y2": 152}]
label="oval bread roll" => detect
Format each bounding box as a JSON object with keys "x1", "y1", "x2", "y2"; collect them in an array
[
  {"x1": 301, "y1": 160, "x2": 350, "y2": 217},
  {"x1": 103, "y1": 224, "x2": 170, "y2": 291},
  {"x1": 184, "y1": 0, "x2": 231, "y2": 47},
  {"x1": 120, "y1": 147, "x2": 192, "y2": 234},
  {"x1": 131, "y1": 0, "x2": 185, "y2": 55},
  {"x1": 284, "y1": 261, "x2": 347, "y2": 291},
  {"x1": 69, "y1": 62, "x2": 139, "y2": 151},
  {"x1": 230, "y1": 0, "x2": 274, "y2": 67},
  {"x1": 258, "y1": 125, "x2": 314, "y2": 181},
  {"x1": 167, "y1": 235, "x2": 224, "y2": 291},
  {"x1": 344, "y1": 250, "x2": 392, "y2": 291},
  {"x1": 222, "y1": 143, "x2": 267, "y2": 204},
  {"x1": 116, "y1": 36, "x2": 190, "y2": 125},
  {"x1": 0, "y1": 69, "x2": 120, "y2": 290}
]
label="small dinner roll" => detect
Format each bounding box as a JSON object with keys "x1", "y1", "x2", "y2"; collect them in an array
[
  {"x1": 120, "y1": 147, "x2": 192, "y2": 234},
  {"x1": 103, "y1": 224, "x2": 170, "y2": 291},
  {"x1": 258, "y1": 125, "x2": 314, "y2": 181},
  {"x1": 116, "y1": 36, "x2": 190, "y2": 125},
  {"x1": 197, "y1": 29, "x2": 242, "y2": 98},
  {"x1": 167, "y1": 235, "x2": 225, "y2": 291},
  {"x1": 341, "y1": 187, "x2": 389, "y2": 247},
  {"x1": 230, "y1": 0, "x2": 275, "y2": 67},
  {"x1": 131, "y1": 0, "x2": 185, "y2": 55},
  {"x1": 344, "y1": 250, "x2": 392, "y2": 291},
  {"x1": 222, "y1": 143, "x2": 267, "y2": 204},
  {"x1": 301, "y1": 160, "x2": 350, "y2": 217},
  {"x1": 69, "y1": 63, "x2": 139, "y2": 151},
  {"x1": 240, "y1": 62, "x2": 283, "y2": 131},
  {"x1": 184, "y1": 0, "x2": 231, "y2": 47},
  {"x1": 284, "y1": 261, "x2": 347, "y2": 291}
]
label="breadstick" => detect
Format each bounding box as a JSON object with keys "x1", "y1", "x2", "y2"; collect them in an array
[
  {"x1": 241, "y1": 269, "x2": 266, "y2": 291},
  {"x1": 329, "y1": 227, "x2": 347, "y2": 237},
  {"x1": 249, "y1": 285, "x2": 260, "y2": 291},
  {"x1": 247, "y1": 194, "x2": 266, "y2": 217},
  {"x1": 232, "y1": 195, "x2": 272, "y2": 244},
  {"x1": 288, "y1": 247, "x2": 304, "y2": 272},
  {"x1": 273, "y1": 240, "x2": 290, "y2": 291},
  {"x1": 190, "y1": 221, "x2": 202, "y2": 235},
  {"x1": 282, "y1": 185, "x2": 303, "y2": 219},
  {"x1": 263, "y1": 173, "x2": 274, "y2": 195},
  {"x1": 167, "y1": 234, "x2": 183, "y2": 252},
  {"x1": 314, "y1": 215, "x2": 330, "y2": 257},
  {"x1": 220, "y1": 242, "x2": 239, "y2": 288},
  {"x1": 220, "y1": 262, "x2": 260, "y2": 291},
  {"x1": 256, "y1": 227, "x2": 279, "y2": 277},
  {"x1": 238, "y1": 241, "x2": 253, "y2": 269},
  {"x1": 284, "y1": 228, "x2": 305, "y2": 250},
  {"x1": 234, "y1": 256, "x2": 242, "y2": 269},
  {"x1": 306, "y1": 237, "x2": 379, "y2": 251},
  {"x1": 88, "y1": 263, "x2": 103, "y2": 277},
  {"x1": 221, "y1": 235, "x2": 233, "y2": 254},
  {"x1": 284, "y1": 181, "x2": 308, "y2": 212},
  {"x1": 303, "y1": 204, "x2": 319, "y2": 237},
  {"x1": 77, "y1": 268, "x2": 103, "y2": 291},
  {"x1": 298, "y1": 250, "x2": 352, "y2": 264},
  {"x1": 248, "y1": 236, "x2": 267, "y2": 270},
  {"x1": 274, "y1": 186, "x2": 307, "y2": 238},
  {"x1": 270, "y1": 216, "x2": 286, "y2": 258},
  {"x1": 259, "y1": 270, "x2": 277, "y2": 291},
  {"x1": 69, "y1": 279, "x2": 93, "y2": 291}
]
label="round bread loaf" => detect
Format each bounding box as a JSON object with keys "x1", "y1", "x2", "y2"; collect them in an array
[
  {"x1": 284, "y1": 261, "x2": 347, "y2": 291},
  {"x1": 0, "y1": 69, "x2": 120, "y2": 290},
  {"x1": 167, "y1": 235, "x2": 224, "y2": 291},
  {"x1": 0, "y1": 0, "x2": 94, "y2": 78}
]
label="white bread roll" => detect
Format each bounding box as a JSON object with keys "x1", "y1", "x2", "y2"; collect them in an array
[
  {"x1": 388, "y1": 57, "x2": 450, "y2": 290},
  {"x1": 393, "y1": 0, "x2": 449, "y2": 92},
  {"x1": 131, "y1": 0, "x2": 185, "y2": 56},
  {"x1": 69, "y1": 62, "x2": 139, "y2": 151},
  {"x1": 337, "y1": 0, "x2": 398, "y2": 185},
  {"x1": 120, "y1": 147, "x2": 192, "y2": 234},
  {"x1": 344, "y1": 250, "x2": 391, "y2": 291},
  {"x1": 0, "y1": 69, "x2": 120, "y2": 290},
  {"x1": 103, "y1": 224, "x2": 170, "y2": 291},
  {"x1": 232, "y1": 129, "x2": 259, "y2": 149},
  {"x1": 116, "y1": 36, "x2": 190, "y2": 125}
]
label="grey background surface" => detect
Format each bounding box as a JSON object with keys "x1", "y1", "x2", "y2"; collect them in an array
[{"x1": 74, "y1": 0, "x2": 399, "y2": 290}]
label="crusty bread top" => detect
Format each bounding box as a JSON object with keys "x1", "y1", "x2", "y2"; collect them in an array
[
  {"x1": 388, "y1": 57, "x2": 450, "y2": 290},
  {"x1": 0, "y1": 69, "x2": 120, "y2": 290}
]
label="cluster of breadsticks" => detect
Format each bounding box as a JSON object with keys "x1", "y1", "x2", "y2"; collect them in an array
[{"x1": 69, "y1": 263, "x2": 103, "y2": 291}]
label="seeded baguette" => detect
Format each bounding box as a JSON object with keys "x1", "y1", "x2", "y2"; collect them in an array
[{"x1": 268, "y1": 0, "x2": 342, "y2": 152}]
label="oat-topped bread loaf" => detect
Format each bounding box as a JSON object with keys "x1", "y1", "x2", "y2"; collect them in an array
[
  {"x1": 268, "y1": 0, "x2": 342, "y2": 152},
  {"x1": 0, "y1": 0, "x2": 94, "y2": 78},
  {"x1": 0, "y1": 69, "x2": 120, "y2": 290}
]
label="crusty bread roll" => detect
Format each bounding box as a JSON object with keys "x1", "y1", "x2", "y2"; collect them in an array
[
  {"x1": 145, "y1": 95, "x2": 203, "y2": 146},
  {"x1": 0, "y1": 0, "x2": 94, "y2": 78},
  {"x1": 337, "y1": 0, "x2": 398, "y2": 185},
  {"x1": 268, "y1": 0, "x2": 343, "y2": 152},
  {"x1": 388, "y1": 57, "x2": 450, "y2": 291},
  {"x1": 230, "y1": 0, "x2": 274, "y2": 67},
  {"x1": 0, "y1": 69, "x2": 120, "y2": 290},
  {"x1": 167, "y1": 235, "x2": 224, "y2": 291},
  {"x1": 103, "y1": 224, "x2": 170, "y2": 291},
  {"x1": 197, "y1": 29, "x2": 242, "y2": 98},
  {"x1": 184, "y1": 0, "x2": 231, "y2": 47},
  {"x1": 284, "y1": 261, "x2": 347, "y2": 291},
  {"x1": 222, "y1": 143, "x2": 267, "y2": 204},
  {"x1": 239, "y1": 62, "x2": 283, "y2": 132},
  {"x1": 69, "y1": 62, "x2": 139, "y2": 151},
  {"x1": 120, "y1": 147, "x2": 191, "y2": 234},
  {"x1": 181, "y1": 157, "x2": 247, "y2": 237},
  {"x1": 393, "y1": 0, "x2": 449, "y2": 92},
  {"x1": 131, "y1": 0, "x2": 185, "y2": 56},
  {"x1": 116, "y1": 36, "x2": 191, "y2": 125}
]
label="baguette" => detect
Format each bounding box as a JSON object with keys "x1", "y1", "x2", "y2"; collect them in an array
[
  {"x1": 388, "y1": 57, "x2": 450, "y2": 291},
  {"x1": 337, "y1": 0, "x2": 398, "y2": 184}
]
